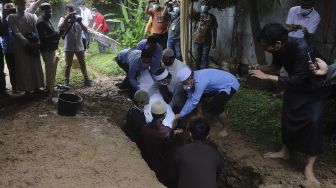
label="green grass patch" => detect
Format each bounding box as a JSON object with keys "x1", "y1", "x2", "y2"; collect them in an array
[
  {"x1": 227, "y1": 87, "x2": 282, "y2": 147},
  {"x1": 227, "y1": 87, "x2": 336, "y2": 167},
  {"x1": 55, "y1": 45, "x2": 95, "y2": 85},
  {"x1": 86, "y1": 43, "x2": 124, "y2": 76}
]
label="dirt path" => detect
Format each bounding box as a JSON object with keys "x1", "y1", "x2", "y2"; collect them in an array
[{"x1": 0, "y1": 71, "x2": 164, "y2": 188}]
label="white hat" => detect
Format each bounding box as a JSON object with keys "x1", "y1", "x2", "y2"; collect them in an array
[
  {"x1": 154, "y1": 68, "x2": 169, "y2": 81},
  {"x1": 162, "y1": 49, "x2": 174, "y2": 57},
  {"x1": 151, "y1": 101, "x2": 167, "y2": 115},
  {"x1": 176, "y1": 67, "x2": 192, "y2": 82}
]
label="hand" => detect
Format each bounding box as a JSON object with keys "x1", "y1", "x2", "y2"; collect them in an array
[
  {"x1": 65, "y1": 12, "x2": 76, "y2": 19},
  {"x1": 211, "y1": 41, "x2": 216, "y2": 49},
  {"x1": 248, "y1": 69, "x2": 269, "y2": 80},
  {"x1": 172, "y1": 114, "x2": 181, "y2": 128},
  {"x1": 309, "y1": 58, "x2": 328, "y2": 76},
  {"x1": 303, "y1": 28, "x2": 309, "y2": 36}
]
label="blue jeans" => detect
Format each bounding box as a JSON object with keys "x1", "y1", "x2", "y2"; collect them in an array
[
  {"x1": 194, "y1": 42, "x2": 210, "y2": 70},
  {"x1": 167, "y1": 38, "x2": 182, "y2": 61},
  {"x1": 97, "y1": 40, "x2": 106, "y2": 53}
]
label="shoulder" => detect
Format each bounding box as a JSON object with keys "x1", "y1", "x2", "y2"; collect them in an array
[
  {"x1": 289, "y1": 6, "x2": 300, "y2": 13},
  {"x1": 311, "y1": 9, "x2": 321, "y2": 20}
]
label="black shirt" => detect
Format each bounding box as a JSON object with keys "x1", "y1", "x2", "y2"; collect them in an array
[
  {"x1": 175, "y1": 141, "x2": 223, "y2": 188},
  {"x1": 36, "y1": 16, "x2": 59, "y2": 51},
  {"x1": 273, "y1": 41, "x2": 324, "y2": 92}
]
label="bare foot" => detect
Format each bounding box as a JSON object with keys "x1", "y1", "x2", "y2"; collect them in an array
[
  {"x1": 264, "y1": 151, "x2": 289, "y2": 159},
  {"x1": 218, "y1": 127, "x2": 229, "y2": 138},
  {"x1": 304, "y1": 166, "x2": 320, "y2": 186}
]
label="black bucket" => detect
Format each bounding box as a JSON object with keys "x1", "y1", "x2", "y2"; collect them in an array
[{"x1": 58, "y1": 93, "x2": 83, "y2": 116}]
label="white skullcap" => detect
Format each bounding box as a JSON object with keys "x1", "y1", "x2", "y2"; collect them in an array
[
  {"x1": 176, "y1": 67, "x2": 192, "y2": 82},
  {"x1": 151, "y1": 101, "x2": 167, "y2": 115},
  {"x1": 154, "y1": 68, "x2": 169, "y2": 81},
  {"x1": 163, "y1": 49, "x2": 174, "y2": 57}
]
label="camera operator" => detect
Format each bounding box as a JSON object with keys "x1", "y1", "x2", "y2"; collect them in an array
[{"x1": 58, "y1": 3, "x2": 92, "y2": 87}]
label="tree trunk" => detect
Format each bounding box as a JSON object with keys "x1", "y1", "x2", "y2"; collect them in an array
[{"x1": 248, "y1": 0, "x2": 267, "y2": 65}]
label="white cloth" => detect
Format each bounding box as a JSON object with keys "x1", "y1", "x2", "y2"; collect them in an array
[
  {"x1": 58, "y1": 17, "x2": 84, "y2": 52},
  {"x1": 7, "y1": 11, "x2": 44, "y2": 91},
  {"x1": 286, "y1": 6, "x2": 321, "y2": 39},
  {"x1": 164, "y1": 59, "x2": 186, "y2": 78},
  {"x1": 138, "y1": 70, "x2": 175, "y2": 128},
  {"x1": 80, "y1": 6, "x2": 93, "y2": 27}
]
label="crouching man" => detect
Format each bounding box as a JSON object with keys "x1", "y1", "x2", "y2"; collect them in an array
[{"x1": 174, "y1": 67, "x2": 240, "y2": 137}]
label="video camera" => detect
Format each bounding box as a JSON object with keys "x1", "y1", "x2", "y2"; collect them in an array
[{"x1": 67, "y1": 12, "x2": 82, "y2": 23}]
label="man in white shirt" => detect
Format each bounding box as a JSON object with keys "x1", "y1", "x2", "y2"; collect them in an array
[
  {"x1": 286, "y1": 0, "x2": 320, "y2": 46},
  {"x1": 162, "y1": 48, "x2": 185, "y2": 77},
  {"x1": 79, "y1": 0, "x2": 93, "y2": 50},
  {"x1": 58, "y1": 3, "x2": 91, "y2": 86}
]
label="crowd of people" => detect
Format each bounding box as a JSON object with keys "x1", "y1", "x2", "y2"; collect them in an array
[
  {"x1": 0, "y1": 0, "x2": 335, "y2": 187},
  {"x1": 119, "y1": 0, "x2": 335, "y2": 186},
  {"x1": 0, "y1": 0, "x2": 109, "y2": 100}
]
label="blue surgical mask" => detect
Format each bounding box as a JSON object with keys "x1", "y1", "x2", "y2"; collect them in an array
[
  {"x1": 201, "y1": 5, "x2": 210, "y2": 13},
  {"x1": 152, "y1": 4, "x2": 160, "y2": 10},
  {"x1": 300, "y1": 7, "x2": 313, "y2": 17},
  {"x1": 173, "y1": 7, "x2": 180, "y2": 14}
]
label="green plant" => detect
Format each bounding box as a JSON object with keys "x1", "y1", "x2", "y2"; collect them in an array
[{"x1": 106, "y1": 0, "x2": 147, "y2": 48}]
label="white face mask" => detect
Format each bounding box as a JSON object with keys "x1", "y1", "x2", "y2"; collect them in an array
[
  {"x1": 183, "y1": 85, "x2": 192, "y2": 91},
  {"x1": 201, "y1": 5, "x2": 210, "y2": 13},
  {"x1": 300, "y1": 7, "x2": 313, "y2": 16},
  {"x1": 173, "y1": 7, "x2": 180, "y2": 14}
]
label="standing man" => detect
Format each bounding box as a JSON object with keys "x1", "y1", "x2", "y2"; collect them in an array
[
  {"x1": 175, "y1": 118, "x2": 223, "y2": 188},
  {"x1": 2, "y1": 1, "x2": 16, "y2": 93},
  {"x1": 174, "y1": 67, "x2": 240, "y2": 137},
  {"x1": 91, "y1": 7, "x2": 109, "y2": 53},
  {"x1": 249, "y1": 23, "x2": 326, "y2": 184},
  {"x1": 58, "y1": 3, "x2": 92, "y2": 87},
  {"x1": 190, "y1": 0, "x2": 218, "y2": 70},
  {"x1": 0, "y1": 16, "x2": 5, "y2": 96},
  {"x1": 146, "y1": 0, "x2": 168, "y2": 49},
  {"x1": 286, "y1": 0, "x2": 320, "y2": 47},
  {"x1": 8, "y1": 0, "x2": 44, "y2": 94},
  {"x1": 164, "y1": 0, "x2": 182, "y2": 61},
  {"x1": 36, "y1": 3, "x2": 60, "y2": 99},
  {"x1": 79, "y1": 0, "x2": 93, "y2": 50}
]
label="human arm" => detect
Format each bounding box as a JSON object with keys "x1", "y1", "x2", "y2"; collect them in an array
[
  {"x1": 146, "y1": 0, "x2": 155, "y2": 15},
  {"x1": 36, "y1": 22, "x2": 59, "y2": 44},
  {"x1": 27, "y1": 0, "x2": 43, "y2": 13},
  {"x1": 310, "y1": 58, "x2": 336, "y2": 83},
  {"x1": 7, "y1": 15, "x2": 29, "y2": 46},
  {"x1": 128, "y1": 62, "x2": 140, "y2": 90},
  {"x1": 211, "y1": 15, "x2": 218, "y2": 49},
  {"x1": 179, "y1": 82, "x2": 207, "y2": 117}
]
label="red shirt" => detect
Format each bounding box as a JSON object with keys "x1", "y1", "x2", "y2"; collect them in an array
[{"x1": 93, "y1": 12, "x2": 109, "y2": 33}]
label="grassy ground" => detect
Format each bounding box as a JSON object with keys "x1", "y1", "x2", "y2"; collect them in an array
[{"x1": 227, "y1": 87, "x2": 336, "y2": 167}]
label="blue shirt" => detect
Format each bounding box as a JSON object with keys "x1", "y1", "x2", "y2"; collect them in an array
[
  {"x1": 2, "y1": 21, "x2": 14, "y2": 54},
  {"x1": 117, "y1": 49, "x2": 159, "y2": 89},
  {"x1": 136, "y1": 39, "x2": 162, "y2": 70},
  {"x1": 179, "y1": 69, "x2": 240, "y2": 117}
]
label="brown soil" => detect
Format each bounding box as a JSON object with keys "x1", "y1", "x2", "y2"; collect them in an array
[{"x1": 1, "y1": 69, "x2": 336, "y2": 188}]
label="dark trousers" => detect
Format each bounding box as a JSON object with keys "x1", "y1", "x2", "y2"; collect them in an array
[
  {"x1": 167, "y1": 38, "x2": 182, "y2": 61},
  {"x1": 153, "y1": 32, "x2": 168, "y2": 49},
  {"x1": 0, "y1": 49, "x2": 6, "y2": 93},
  {"x1": 194, "y1": 42, "x2": 211, "y2": 70},
  {"x1": 202, "y1": 89, "x2": 236, "y2": 116},
  {"x1": 4, "y1": 53, "x2": 16, "y2": 91}
]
